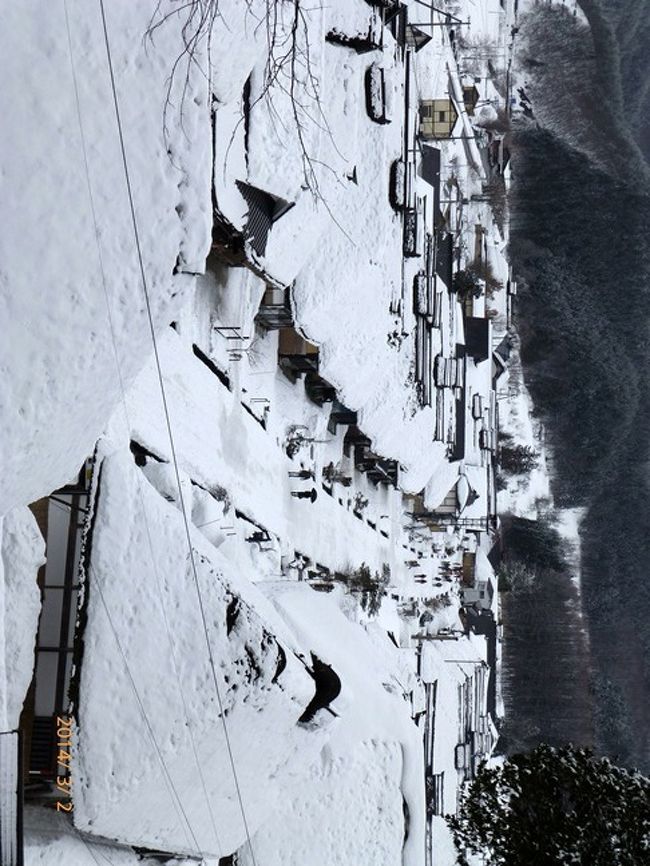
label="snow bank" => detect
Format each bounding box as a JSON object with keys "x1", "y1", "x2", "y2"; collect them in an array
[{"x1": 1, "y1": 508, "x2": 44, "y2": 729}]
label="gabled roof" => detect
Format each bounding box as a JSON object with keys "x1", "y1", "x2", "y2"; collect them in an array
[
  {"x1": 493, "y1": 334, "x2": 512, "y2": 361},
  {"x1": 235, "y1": 181, "x2": 294, "y2": 256},
  {"x1": 406, "y1": 23, "x2": 433, "y2": 52}
]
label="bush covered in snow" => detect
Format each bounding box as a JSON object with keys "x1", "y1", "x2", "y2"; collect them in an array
[
  {"x1": 453, "y1": 258, "x2": 503, "y2": 301},
  {"x1": 337, "y1": 562, "x2": 390, "y2": 616}
]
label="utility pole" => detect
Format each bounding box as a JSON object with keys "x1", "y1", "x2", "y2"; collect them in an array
[
  {"x1": 410, "y1": 19, "x2": 471, "y2": 28},
  {"x1": 413, "y1": 0, "x2": 470, "y2": 26}
]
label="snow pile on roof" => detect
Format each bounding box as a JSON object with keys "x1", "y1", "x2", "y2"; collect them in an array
[
  {"x1": 424, "y1": 459, "x2": 462, "y2": 511},
  {"x1": 113, "y1": 329, "x2": 400, "y2": 579},
  {"x1": 209, "y1": 0, "x2": 451, "y2": 492},
  {"x1": 280, "y1": 32, "x2": 447, "y2": 491},
  {"x1": 1, "y1": 508, "x2": 44, "y2": 729},
  {"x1": 0, "y1": 1, "x2": 212, "y2": 514},
  {"x1": 74, "y1": 451, "x2": 330, "y2": 858},
  {"x1": 74, "y1": 451, "x2": 427, "y2": 864},
  {"x1": 210, "y1": 0, "x2": 270, "y2": 104}
]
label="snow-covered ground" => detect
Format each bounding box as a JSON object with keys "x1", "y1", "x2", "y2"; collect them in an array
[{"x1": 497, "y1": 351, "x2": 552, "y2": 519}]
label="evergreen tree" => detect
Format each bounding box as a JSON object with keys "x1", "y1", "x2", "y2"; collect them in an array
[
  {"x1": 448, "y1": 745, "x2": 650, "y2": 866},
  {"x1": 498, "y1": 444, "x2": 539, "y2": 475}
]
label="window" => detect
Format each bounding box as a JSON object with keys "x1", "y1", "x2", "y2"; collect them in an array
[{"x1": 439, "y1": 111, "x2": 446, "y2": 122}]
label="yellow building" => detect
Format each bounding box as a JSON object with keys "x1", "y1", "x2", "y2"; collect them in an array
[{"x1": 419, "y1": 99, "x2": 459, "y2": 140}]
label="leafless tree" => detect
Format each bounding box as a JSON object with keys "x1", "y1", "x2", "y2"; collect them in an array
[{"x1": 146, "y1": 0, "x2": 345, "y2": 208}]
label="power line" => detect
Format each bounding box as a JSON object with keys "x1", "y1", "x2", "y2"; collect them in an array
[
  {"x1": 72, "y1": 830, "x2": 104, "y2": 866},
  {"x1": 90, "y1": 563, "x2": 205, "y2": 860},
  {"x1": 62, "y1": 0, "x2": 220, "y2": 857},
  {"x1": 97, "y1": 2, "x2": 258, "y2": 863},
  {"x1": 71, "y1": 825, "x2": 116, "y2": 866}
]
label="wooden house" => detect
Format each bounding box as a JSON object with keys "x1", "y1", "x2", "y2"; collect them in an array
[
  {"x1": 419, "y1": 472, "x2": 479, "y2": 521},
  {"x1": 22, "y1": 461, "x2": 92, "y2": 795},
  {"x1": 419, "y1": 99, "x2": 459, "y2": 140},
  {"x1": 278, "y1": 327, "x2": 319, "y2": 376},
  {"x1": 461, "y1": 549, "x2": 497, "y2": 615}
]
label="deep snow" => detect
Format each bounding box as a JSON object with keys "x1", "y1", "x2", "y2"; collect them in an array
[{"x1": 0, "y1": 2, "x2": 520, "y2": 865}]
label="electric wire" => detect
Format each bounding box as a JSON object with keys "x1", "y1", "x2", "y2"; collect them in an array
[
  {"x1": 91, "y1": 562, "x2": 205, "y2": 862},
  {"x1": 71, "y1": 826, "x2": 116, "y2": 866},
  {"x1": 62, "y1": 1, "x2": 219, "y2": 859},
  {"x1": 72, "y1": 832, "x2": 104, "y2": 866}
]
